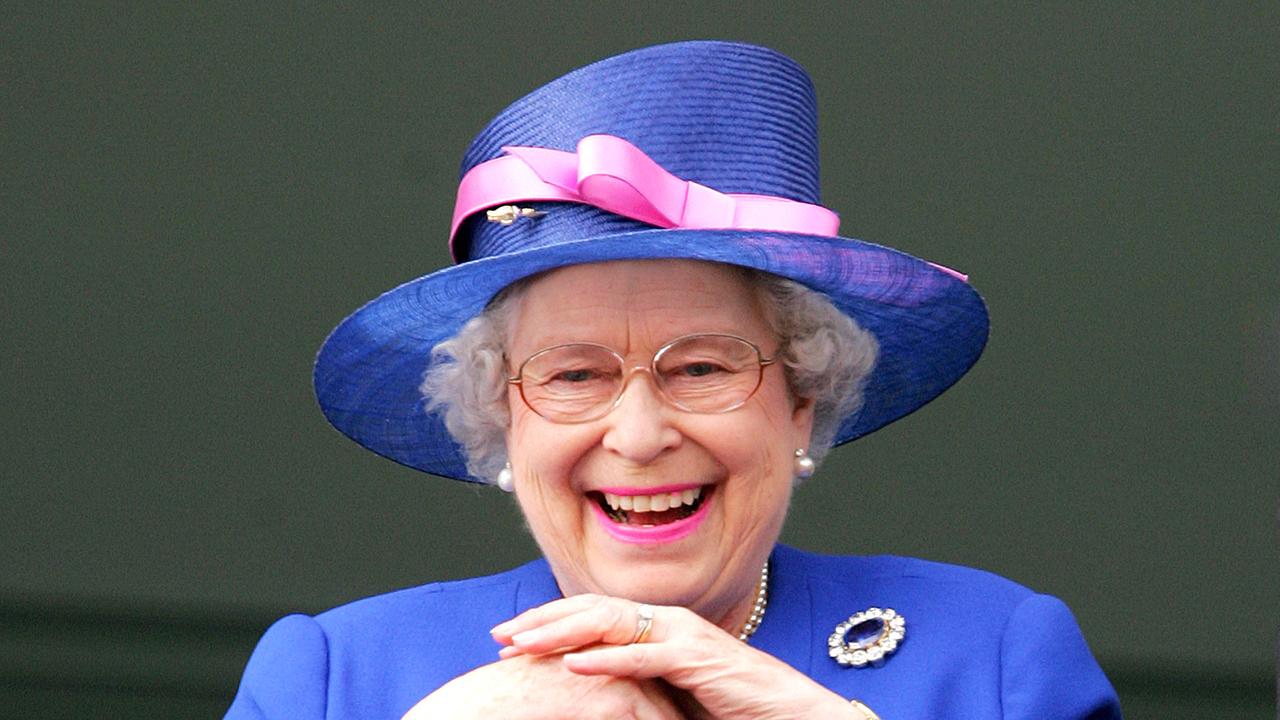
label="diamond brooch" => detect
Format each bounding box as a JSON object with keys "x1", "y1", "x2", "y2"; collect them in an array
[{"x1": 828, "y1": 607, "x2": 905, "y2": 668}]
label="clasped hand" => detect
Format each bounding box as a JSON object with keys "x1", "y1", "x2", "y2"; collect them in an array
[{"x1": 402, "y1": 594, "x2": 857, "y2": 720}]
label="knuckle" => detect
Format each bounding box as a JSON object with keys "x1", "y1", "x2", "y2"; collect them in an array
[{"x1": 603, "y1": 601, "x2": 627, "y2": 627}]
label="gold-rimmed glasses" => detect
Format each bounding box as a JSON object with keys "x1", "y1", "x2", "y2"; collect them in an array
[{"x1": 508, "y1": 333, "x2": 779, "y2": 424}]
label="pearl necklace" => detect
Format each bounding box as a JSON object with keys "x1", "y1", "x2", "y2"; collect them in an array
[{"x1": 736, "y1": 561, "x2": 769, "y2": 641}]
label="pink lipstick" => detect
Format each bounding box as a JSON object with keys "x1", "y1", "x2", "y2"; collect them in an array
[{"x1": 589, "y1": 485, "x2": 712, "y2": 545}]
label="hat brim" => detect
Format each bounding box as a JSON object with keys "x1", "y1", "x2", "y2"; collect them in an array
[{"x1": 314, "y1": 228, "x2": 989, "y2": 481}]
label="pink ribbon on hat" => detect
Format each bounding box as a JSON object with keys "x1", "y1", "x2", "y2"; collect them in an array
[
  {"x1": 448, "y1": 133, "x2": 969, "y2": 283},
  {"x1": 449, "y1": 134, "x2": 841, "y2": 254}
]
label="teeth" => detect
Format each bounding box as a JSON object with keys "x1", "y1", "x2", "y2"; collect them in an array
[{"x1": 602, "y1": 487, "x2": 703, "y2": 512}]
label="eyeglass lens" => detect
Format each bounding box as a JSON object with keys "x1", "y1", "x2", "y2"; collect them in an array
[{"x1": 517, "y1": 335, "x2": 767, "y2": 422}]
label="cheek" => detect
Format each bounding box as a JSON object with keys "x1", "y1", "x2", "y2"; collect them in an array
[
  {"x1": 508, "y1": 416, "x2": 580, "y2": 543},
  {"x1": 752, "y1": 391, "x2": 807, "y2": 458},
  {"x1": 748, "y1": 442, "x2": 794, "y2": 506},
  {"x1": 506, "y1": 408, "x2": 601, "y2": 575},
  {"x1": 735, "y1": 395, "x2": 804, "y2": 504},
  {"x1": 506, "y1": 397, "x2": 597, "y2": 493}
]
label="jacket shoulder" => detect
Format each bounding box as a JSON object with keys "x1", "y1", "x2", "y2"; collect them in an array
[
  {"x1": 238, "y1": 558, "x2": 551, "y2": 719},
  {"x1": 780, "y1": 545, "x2": 1037, "y2": 608},
  {"x1": 311, "y1": 557, "x2": 552, "y2": 662},
  {"x1": 315, "y1": 559, "x2": 542, "y2": 627}
]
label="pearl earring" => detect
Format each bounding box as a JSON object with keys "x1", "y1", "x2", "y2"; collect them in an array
[
  {"x1": 496, "y1": 462, "x2": 514, "y2": 493},
  {"x1": 793, "y1": 449, "x2": 815, "y2": 480}
]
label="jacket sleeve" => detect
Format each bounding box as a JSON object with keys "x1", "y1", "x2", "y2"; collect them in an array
[
  {"x1": 224, "y1": 614, "x2": 331, "y2": 720},
  {"x1": 1000, "y1": 593, "x2": 1122, "y2": 720}
]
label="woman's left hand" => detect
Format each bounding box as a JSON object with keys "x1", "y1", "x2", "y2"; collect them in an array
[{"x1": 491, "y1": 594, "x2": 860, "y2": 720}]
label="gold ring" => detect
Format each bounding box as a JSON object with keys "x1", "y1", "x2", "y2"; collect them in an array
[{"x1": 631, "y1": 604, "x2": 655, "y2": 644}]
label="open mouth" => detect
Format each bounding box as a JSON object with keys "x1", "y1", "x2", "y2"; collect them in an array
[{"x1": 589, "y1": 486, "x2": 709, "y2": 527}]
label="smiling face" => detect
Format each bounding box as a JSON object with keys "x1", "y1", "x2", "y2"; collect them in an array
[{"x1": 504, "y1": 259, "x2": 814, "y2": 632}]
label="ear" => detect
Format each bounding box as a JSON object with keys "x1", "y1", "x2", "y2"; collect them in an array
[{"x1": 790, "y1": 395, "x2": 816, "y2": 449}]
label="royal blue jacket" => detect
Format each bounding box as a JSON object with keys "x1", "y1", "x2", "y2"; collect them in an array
[{"x1": 226, "y1": 545, "x2": 1121, "y2": 719}]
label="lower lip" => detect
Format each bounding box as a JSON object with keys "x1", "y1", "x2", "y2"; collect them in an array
[{"x1": 589, "y1": 490, "x2": 712, "y2": 545}]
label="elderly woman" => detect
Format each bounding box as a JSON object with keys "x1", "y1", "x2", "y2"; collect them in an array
[{"x1": 227, "y1": 42, "x2": 1120, "y2": 719}]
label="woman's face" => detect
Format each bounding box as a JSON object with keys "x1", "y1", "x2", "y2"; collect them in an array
[{"x1": 504, "y1": 259, "x2": 814, "y2": 631}]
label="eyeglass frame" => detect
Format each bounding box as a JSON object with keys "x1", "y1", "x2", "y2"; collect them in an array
[{"x1": 506, "y1": 332, "x2": 780, "y2": 424}]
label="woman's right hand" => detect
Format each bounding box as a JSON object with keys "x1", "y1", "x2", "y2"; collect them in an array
[{"x1": 400, "y1": 652, "x2": 687, "y2": 720}]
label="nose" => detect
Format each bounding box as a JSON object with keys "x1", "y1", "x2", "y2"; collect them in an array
[{"x1": 600, "y1": 367, "x2": 682, "y2": 464}]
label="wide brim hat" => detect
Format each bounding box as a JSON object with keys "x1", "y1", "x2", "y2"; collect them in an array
[{"x1": 314, "y1": 41, "x2": 989, "y2": 482}]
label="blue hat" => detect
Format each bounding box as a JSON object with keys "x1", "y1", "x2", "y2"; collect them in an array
[{"x1": 314, "y1": 41, "x2": 989, "y2": 482}]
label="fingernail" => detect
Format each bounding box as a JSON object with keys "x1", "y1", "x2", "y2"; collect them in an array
[
  {"x1": 490, "y1": 621, "x2": 514, "y2": 636},
  {"x1": 511, "y1": 630, "x2": 535, "y2": 645}
]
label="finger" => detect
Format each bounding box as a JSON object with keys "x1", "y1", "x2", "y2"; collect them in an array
[
  {"x1": 490, "y1": 594, "x2": 610, "y2": 643},
  {"x1": 561, "y1": 642, "x2": 679, "y2": 680},
  {"x1": 510, "y1": 599, "x2": 641, "y2": 654},
  {"x1": 497, "y1": 645, "x2": 523, "y2": 659}
]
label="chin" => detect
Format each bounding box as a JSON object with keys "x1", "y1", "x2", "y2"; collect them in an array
[{"x1": 589, "y1": 562, "x2": 709, "y2": 606}]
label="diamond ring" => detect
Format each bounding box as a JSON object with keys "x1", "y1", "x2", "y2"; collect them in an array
[{"x1": 631, "y1": 604, "x2": 655, "y2": 644}]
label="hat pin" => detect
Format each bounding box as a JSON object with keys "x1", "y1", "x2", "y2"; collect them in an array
[{"x1": 485, "y1": 204, "x2": 546, "y2": 225}]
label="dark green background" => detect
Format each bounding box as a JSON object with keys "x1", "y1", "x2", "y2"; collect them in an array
[{"x1": 3, "y1": 3, "x2": 1275, "y2": 718}]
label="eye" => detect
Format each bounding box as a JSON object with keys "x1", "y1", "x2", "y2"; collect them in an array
[
  {"x1": 677, "y1": 361, "x2": 723, "y2": 377},
  {"x1": 552, "y1": 368, "x2": 599, "y2": 383}
]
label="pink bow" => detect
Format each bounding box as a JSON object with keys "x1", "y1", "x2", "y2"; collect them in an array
[{"x1": 450, "y1": 134, "x2": 841, "y2": 255}]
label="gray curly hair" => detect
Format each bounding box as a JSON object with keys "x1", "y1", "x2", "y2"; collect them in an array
[{"x1": 420, "y1": 265, "x2": 879, "y2": 483}]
